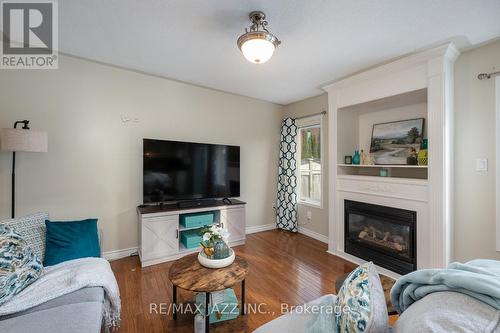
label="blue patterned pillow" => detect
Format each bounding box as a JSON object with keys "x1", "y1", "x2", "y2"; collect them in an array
[
  {"x1": 0, "y1": 224, "x2": 43, "y2": 306},
  {"x1": 335, "y1": 263, "x2": 388, "y2": 333}
]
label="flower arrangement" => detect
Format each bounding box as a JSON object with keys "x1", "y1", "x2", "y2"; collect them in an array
[
  {"x1": 199, "y1": 224, "x2": 230, "y2": 246},
  {"x1": 199, "y1": 225, "x2": 230, "y2": 259}
]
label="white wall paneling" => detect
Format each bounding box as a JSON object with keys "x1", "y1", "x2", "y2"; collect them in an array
[{"x1": 323, "y1": 43, "x2": 460, "y2": 273}]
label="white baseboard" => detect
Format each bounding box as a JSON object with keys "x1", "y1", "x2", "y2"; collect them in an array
[
  {"x1": 245, "y1": 223, "x2": 276, "y2": 234},
  {"x1": 103, "y1": 246, "x2": 138, "y2": 261},
  {"x1": 298, "y1": 226, "x2": 328, "y2": 243}
]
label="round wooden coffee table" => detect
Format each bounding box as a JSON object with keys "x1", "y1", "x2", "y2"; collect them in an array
[{"x1": 168, "y1": 253, "x2": 249, "y2": 333}]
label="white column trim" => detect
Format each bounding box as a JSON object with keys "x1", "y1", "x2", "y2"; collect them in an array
[{"x1": 496, "y1": 76, "x2": 500, "y2": 252}]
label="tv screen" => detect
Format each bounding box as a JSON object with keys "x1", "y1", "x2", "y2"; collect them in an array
[{"x1": 143, "y1": 139, "x2": 240, "y2": 203}]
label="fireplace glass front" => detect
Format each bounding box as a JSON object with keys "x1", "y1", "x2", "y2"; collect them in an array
[{"x1": 344, "y1": 200, "x2": 416, "y2": 275}]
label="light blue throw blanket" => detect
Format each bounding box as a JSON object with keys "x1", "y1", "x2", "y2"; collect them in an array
[{"x1": 391, "y1": 259, "x2": 500, "y2": 314}]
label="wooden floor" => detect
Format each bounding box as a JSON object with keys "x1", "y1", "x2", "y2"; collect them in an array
[{"x1": 110, "y1": 229, "x2": 357, "y2": 332}]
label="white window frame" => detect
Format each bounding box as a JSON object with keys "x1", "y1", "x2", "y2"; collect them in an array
[
  {"x1": 296, "y1": 115, "x2": 324, "y2": 208},
  {"x1": 496, "y1": 76, "x2": 500, "y2": 252}
]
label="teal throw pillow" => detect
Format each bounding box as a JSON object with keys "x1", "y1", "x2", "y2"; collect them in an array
[
  {"x1": 44, "y1": 219, "x2": 100, "y2": 266},
  {"x1": 0, "y1": 224, "x2": 43, "y2": 306}
]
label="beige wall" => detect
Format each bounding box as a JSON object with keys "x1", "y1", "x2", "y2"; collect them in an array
[
  {"x1": 0, "y1": 55, "x2": 283, "y2": 253},
  {"x1": 454, "y1": 39, "x2": 500, "y2": 262},
  {"x1": 283, "y1": 94, "x2": 329, "y2": 237}
]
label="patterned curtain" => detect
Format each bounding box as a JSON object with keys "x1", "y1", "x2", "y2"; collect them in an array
[{"x1": 276, "y1": 118, "x2": 298, "y2": 232}]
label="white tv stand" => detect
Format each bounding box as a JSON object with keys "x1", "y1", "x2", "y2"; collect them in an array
[{"x1": 137, "y1": 199, "x2": 246, "y2": 267}]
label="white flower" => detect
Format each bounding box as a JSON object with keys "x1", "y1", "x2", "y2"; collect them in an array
[
  {"x1": 219, "y1": 229, "x2": 230, "y2": 242},
  {"x1": 209, "y1": 225, "x2": 219, "y2": 235},
  {"x1": 202, "y1": 232, "x2": 212, "y2": 241}
]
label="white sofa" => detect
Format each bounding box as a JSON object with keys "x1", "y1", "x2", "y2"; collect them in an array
[
  {"x1": 253, "y1": 291, "x2": 500, "y2": 333},
  {"x1": 253, "y1": 294, "x2": 337, "y2": 333}
]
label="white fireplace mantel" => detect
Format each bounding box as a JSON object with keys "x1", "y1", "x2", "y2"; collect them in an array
[{"x1": 322, "y1": 43, "x2": 460, "y2": 278}]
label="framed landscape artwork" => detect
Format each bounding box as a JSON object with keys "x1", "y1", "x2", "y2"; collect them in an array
[{"x1": 370, "y1": 118, "x2": 425, "y2": 165}]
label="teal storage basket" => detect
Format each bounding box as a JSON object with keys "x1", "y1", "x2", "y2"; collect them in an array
[
  {"x1": 195, "y1": 288, "x2": 239, "y2": 323},
  {"x1": 180, "y1": 212, "x2": 215, "y2": 229},
  {"x1": 180, "y1": 229, "x2": 203, "y2": 249}
]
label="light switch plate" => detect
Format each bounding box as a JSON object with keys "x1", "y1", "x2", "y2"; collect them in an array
[{"x1": 476, "y1": 159, "x2": 488, "y2": 171}]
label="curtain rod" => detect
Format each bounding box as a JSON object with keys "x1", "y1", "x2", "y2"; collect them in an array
[
  {"x1": 294, "y1": 110, "x2": 327, "y2": 120},
  {"x1": 478, "y1": 71, "x2": 500, "y2": 80}
]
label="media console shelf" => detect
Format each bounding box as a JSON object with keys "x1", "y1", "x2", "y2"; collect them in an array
[{"x1": 137, "y1": 199, "x2": 246, "y2": 267}]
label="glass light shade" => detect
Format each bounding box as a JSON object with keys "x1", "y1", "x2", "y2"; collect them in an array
[{"x1": 240, "y1": 38, "x2": 275, "y2": 64}]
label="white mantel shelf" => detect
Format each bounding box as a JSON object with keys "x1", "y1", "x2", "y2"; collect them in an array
[
  {"x1": 323, "y1": 43, "x2": 459, "y2": 277},
  {"x1": 337, "y1": 174, "x2": 428, "y2": 185},
  {"x1": 338, "y1": 164, "x2": 427, "y2": 168}
]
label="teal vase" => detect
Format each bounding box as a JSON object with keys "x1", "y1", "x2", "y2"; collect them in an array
[
  {"x1": 214, "y1": 241, "x2": 230, "y2": 259},
  {"x1": 352, "y1": 150, "x2": 360, "y2": 165}
]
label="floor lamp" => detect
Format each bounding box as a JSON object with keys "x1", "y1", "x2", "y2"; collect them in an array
[{"x1": 1, "y1": 120, "x2": 48, "y2": 218}]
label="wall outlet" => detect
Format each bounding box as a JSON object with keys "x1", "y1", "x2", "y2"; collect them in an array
[
  {"x1": 306, "y1": 210, "x2": 312, "y2": 220},
  {"x1": 476, "y1": 158, "x2": 488, "y2": 172}
]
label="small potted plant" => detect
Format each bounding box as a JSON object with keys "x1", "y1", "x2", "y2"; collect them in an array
[{"x1": 198, "y1": 225, "x2": 235, "y2": 268}]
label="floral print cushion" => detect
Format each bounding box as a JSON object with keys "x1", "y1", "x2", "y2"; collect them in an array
[
  {"x1": 0, "y1": 224, "x2": 43, "y2": 306},
  {"x1": 3, "y1": 212, "x2": 48, "y2": 262},
  {"x1": 335, "y1": 262, "x2": 388, "y2": 333}
]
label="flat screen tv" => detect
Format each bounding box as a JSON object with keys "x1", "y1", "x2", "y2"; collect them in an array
[{"x1": 143, "y1": 139, "x2": 240, "y2": 203}]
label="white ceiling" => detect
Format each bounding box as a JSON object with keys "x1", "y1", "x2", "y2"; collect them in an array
[{"x1": 59, "y1": 0, "x2": 500, "y2": 105}]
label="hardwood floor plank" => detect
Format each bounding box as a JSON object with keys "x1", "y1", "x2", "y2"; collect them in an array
[{"x1": 110, "y1": 229, "x2": 356, "y2": 332}]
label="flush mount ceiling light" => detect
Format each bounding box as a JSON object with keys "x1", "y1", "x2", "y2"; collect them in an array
[{"x1": 237, "y1": 11, "x2": 281, "y2": 64}]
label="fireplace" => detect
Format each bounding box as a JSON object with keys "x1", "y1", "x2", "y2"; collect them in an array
[{"x1": 344, "y1": 200, "x2": 417, "y2": 275}]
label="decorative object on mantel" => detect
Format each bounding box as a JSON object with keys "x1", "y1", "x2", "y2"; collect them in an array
[
  {"x1": 198, "y1": 225, "x2": 235, "y2": 268},
  {"x1": 370, "y1": 118, "x2": 425, "y2": 165},
  {"x1": 379, "y1": 169, "x2": 389, "y2": 177},
  {"x1": 352, "y1": 150, "x2": 360, "y2": 165},
  {"x1": 360, "y1": 149, "x2": 368, "y2": 165},
  {"x1": 418, "y1": 139, "x2": 428, "y2": 166},
  {"x1": 344, "y1": 155, "x2": 353, "y2": 164},
  {"x1": 1, "y1": 120, "x2": 48, "y2": 218},
  {"x1": 366, "y1": 152, "x2": 376, "y2": 165},
  {"x1": 406, "y1": 147, "x2": 418, "y2": 165}
]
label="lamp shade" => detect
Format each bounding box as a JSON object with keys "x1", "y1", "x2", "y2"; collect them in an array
[
  {"x1": 1, "y1": 128, "x2": 48, "y2": 153},
  {"x1": 240, "y1": 38, "x2": 276, "y2": 64}
]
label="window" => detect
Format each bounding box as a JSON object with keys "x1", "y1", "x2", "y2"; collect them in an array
[{"x1": 297, "y1": 118, "x2": 322, "y2": 207}]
